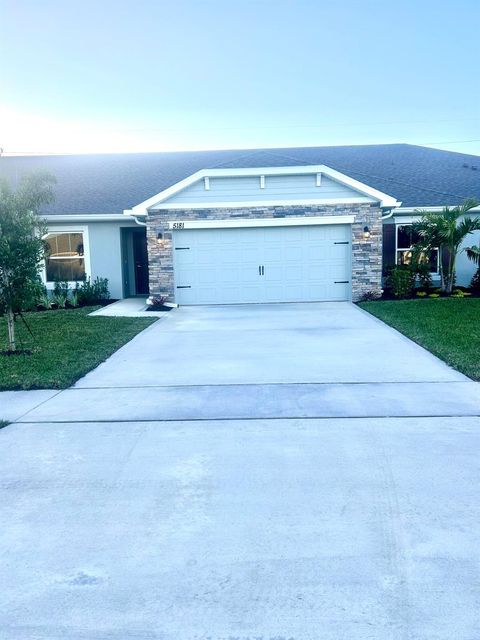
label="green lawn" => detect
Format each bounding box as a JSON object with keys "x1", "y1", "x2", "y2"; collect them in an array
[
  {"x1": 0, "y1": 307, "x2": 156, "y2": 390},
  {"x1": 359, "y1": 298, "x2": 480, "y2": 380}
]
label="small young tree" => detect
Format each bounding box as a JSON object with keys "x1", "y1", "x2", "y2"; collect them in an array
[
  {"x1": 0, "y1": 172, "x2": 56, "y2": 351},
  {"x1": 413, "y1": 199, "x2": 480, "y2": 294}
]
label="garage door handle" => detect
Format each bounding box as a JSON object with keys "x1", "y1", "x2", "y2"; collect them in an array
[
  {"x1": 334, "y1": 241, "x2": 349, "y2": 245},
  {"x1": 259, "y1": 265, "x2": 261, "y2": 275},
  {"x1": 334, "y1": 281, "x2": 349, "y2": 284},
  {"x1": 261, "y1": 265, "x2": 265, "y2": 275}
]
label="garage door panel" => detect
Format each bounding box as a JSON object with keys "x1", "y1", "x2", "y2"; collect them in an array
[
  {"x1": 218, "y1": 267, "x2": 253, "y2": 284},
  {"x1": 173, "y1": 225, "x2": 351, "y2": 304},
  {"x1": 264, "y1": 246, "x2": 305, "y2": 263},
  {"x1": 283, "y1": 266, "x2": 305, "y2": 283}
]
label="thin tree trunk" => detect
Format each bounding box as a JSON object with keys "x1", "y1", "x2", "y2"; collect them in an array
[
  {"x1": 6, "y1": 307, "x2": 16, "y2": 352},
  {"x1": 447, "y1": 250, "x2": 458, "y2": 295},
  {"x1": 439, "y1": 246, "x2": 445, "y2": 292},
  {"x1": 447, "y1": 248, "x2": 453, "y2": 294},
  {"x1": 441, "y1": 245, "x2": 455, "y2": 294}
]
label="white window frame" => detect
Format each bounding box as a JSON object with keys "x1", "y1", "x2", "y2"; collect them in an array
[
  {"x1": 395, "y1": 222, "x2": 439, "y2": 276},
  {"x1": 41, "y1": 225, "x2": 91, "y2": 288}
]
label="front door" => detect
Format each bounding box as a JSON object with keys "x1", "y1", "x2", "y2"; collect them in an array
[
  {"x1": 132, "y1": 230, "x2": 149, "y2": 295},
  {"x1": 122, "y1": 228, "x2": 150, "y2": 297}
]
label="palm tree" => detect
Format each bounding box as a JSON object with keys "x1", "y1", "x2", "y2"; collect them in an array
[{"x1": 413, "y1": 198, "x2": 480, "y2": 294}]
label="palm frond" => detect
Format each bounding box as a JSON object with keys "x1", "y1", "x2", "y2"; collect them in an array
[
  {"x1": 457, "y1": 198, "x2": 480, "y2": 215},
  {"x1": 465, "y1": 245, "x2": 480, "y2": 266},
  {"x1": 455, "y1": 217, "x2": 480, "y2": 244}
]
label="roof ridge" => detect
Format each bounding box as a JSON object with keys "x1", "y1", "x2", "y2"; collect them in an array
[{"x1": 0, "y1": 142, "x2": 440, "y2": 162}]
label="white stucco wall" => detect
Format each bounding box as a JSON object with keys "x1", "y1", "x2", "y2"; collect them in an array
[{"x1": 88, "y1": 222, "x2": 135, "y2": 299}]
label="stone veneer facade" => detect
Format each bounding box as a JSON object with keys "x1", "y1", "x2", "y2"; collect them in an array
[{"x1": 146, "y1": 203, "x2": 383, "y2": 303}]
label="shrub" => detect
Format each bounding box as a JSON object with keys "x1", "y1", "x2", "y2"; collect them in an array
[
  {"x1": 76, "y1": 277, "x2": 110, "y2": 305},
  {"x1": 149, "y1": 295, "x2": 168, "y2": 306},
  {"x1": 51, "y1": 293, "x2": 68, "y2": 308},
  {"x1": 428, "y1": 293, "x2": 440, "y2": 298},
  {"x1": 388, "y1": 266, "x2": 415, "y2": 299},
  {"x1": 414, "y1": 262, "x2": 433, "y2": 291},
  {"x1": 37, "y1": 292, "x2": 52, "y2": 310},
  {"x1": 358, "y1": 289, "x2": 383, "y2": 302},
  {"x1": 416, "y1": 291, "x2": 427, "y2": 297},
  {"x1": 53, "y1": 279, "x2": 70, "y2": 298}
]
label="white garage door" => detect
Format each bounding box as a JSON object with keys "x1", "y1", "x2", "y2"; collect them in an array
[{"x1": 173, "y1": 224, "x2": 351, "y2": 305}]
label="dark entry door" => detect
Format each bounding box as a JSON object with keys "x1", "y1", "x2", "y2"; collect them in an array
[{"x1": 132, "y1": 231, "x2": 149, "y2": 295}]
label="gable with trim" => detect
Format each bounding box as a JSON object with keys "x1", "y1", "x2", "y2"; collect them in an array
[{"x1": 125, "y1": 165, "x2": 400, "y2": 215}]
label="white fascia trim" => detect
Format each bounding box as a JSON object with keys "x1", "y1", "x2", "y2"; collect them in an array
[
  {"x1": 155, "y1": 196, "x2": 375, "y2": 210},
  {"x1": 44, "y1": 214, "x2": 132, "y2": 222},
  {"x1": 166, "y1": 215, "x2": 355, "y2": 230},
  {"x1": 392, "y1": 215, "x2": 421, "y2": 225},
  {"x1": 395, "y1": 205, "x2": 480, "y2": 214},
  {"x1": 126, "y1": 164, "x2": 400, "y2": 214}
]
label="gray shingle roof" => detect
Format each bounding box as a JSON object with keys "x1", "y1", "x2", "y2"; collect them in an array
[{"x1": 1, "y1": 143, "x2": 479, "y2": 214}]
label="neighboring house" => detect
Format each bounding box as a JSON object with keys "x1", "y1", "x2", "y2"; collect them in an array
[{"x1": 1, "y1": 144, "x2": 479, "y2": 303}]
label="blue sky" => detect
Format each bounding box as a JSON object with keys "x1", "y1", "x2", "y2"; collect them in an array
[{"x1": 1, "y1": 0, "x2": 479, "y2": 155}]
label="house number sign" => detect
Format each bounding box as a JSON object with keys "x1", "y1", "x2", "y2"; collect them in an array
[{"x1": 172, "y1": 222, "x2": 185, "y2": 230}]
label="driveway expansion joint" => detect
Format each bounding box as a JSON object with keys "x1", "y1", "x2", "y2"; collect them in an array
[
  {"x1": 72, "y1": 379, "x2": 472, "y2": 390},
  {"x1": 14, "y1": 381, "x2": 480, "y2": 422}
]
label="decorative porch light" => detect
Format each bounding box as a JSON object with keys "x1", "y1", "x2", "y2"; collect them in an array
[
  {"x1": 156, "y1": 231, "x2": 166, "y2": 247},
  {"x1": 363, "y1": 226, "x2": 370, "y2": 239}
]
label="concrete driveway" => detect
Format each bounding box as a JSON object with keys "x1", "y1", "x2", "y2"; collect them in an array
[
  {"x1": 1, "y1": 302, "x2": 480, "y2": 639},
  {"x1": 15, "y1": 302, "x2": 480, "y2": 422},
  {"x1": 77, "y1": 301, "x2": 467, "y2": 386}
]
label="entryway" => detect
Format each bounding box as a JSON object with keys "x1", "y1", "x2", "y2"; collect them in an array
[{"x1": 121, "y1": 228, "x2": 149, "y2": 297}]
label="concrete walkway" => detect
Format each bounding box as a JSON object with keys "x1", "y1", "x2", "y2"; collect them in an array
[{"x1": 89, "y1": 297, "x2": 169, "y2": 317}]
